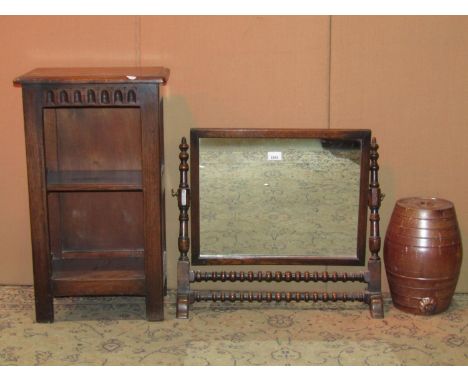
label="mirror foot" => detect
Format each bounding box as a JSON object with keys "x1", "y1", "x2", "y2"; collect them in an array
[
  {"x1": 369, "y1": 294, "x2": 384, "y2": 319},
  {"x1": 176, "y1": 294, "x2": 190, "y2": 319}
]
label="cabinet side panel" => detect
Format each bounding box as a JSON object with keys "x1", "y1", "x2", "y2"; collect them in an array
[
  {"x1": 141, "y1": 85, "x2": 164, "y2": 321},
  {"x1": 159, "y1": 98, "x2": 167, "y2": 293}
]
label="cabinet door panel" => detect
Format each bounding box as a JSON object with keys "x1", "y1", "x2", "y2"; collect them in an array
[
  {"x1": 52, "y1": 191, "x2": 144, "y2": 252},
  {"x1": 54, "y1": 107, "x2": 142, "y2": 171}
]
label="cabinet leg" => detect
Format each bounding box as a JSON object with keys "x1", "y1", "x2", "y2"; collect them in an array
[
  {"x1": 146, "y1": 308, "x2": 164, "y2": 321},
  {"x1": 146, "y1": 293, "x2": 164, "y2": 321},
  {"x1": 369, "y1": 294, "x2": 384, "y2": 319},
  {"x1": 34, "y1": 298, "x2": 54, "y2": 323}
]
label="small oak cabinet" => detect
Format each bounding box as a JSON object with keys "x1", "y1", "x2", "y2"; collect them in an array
[{"x1": 14, "y1": 67, "x2": 170, "y2": 322}]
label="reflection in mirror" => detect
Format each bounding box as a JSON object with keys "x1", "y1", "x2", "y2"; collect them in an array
[{"x1": 198, "y1": 138, "x2": 362, "y2": 258}]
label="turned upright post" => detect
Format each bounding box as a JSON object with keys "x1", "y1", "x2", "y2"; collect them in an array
[
  {"x1": 367, "y1": 137, "x2": 384, "y2": 318},
  {"x1": 176, "y1": 137, "x2": 191, "y2": 318}
]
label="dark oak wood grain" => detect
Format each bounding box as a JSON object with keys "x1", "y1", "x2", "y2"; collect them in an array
[
  {"x1": 140, "y1": 85, "x2": 165, "y2": 321},
  {"x1": 52, "y1": 257, "x2": 145, "y2": 297},
  {"x1": 14, "y1": 67, "x2": 169, "y2": 85},
  {"x1": 15, "y1": 67, "x2": 168, "y2": 322},
  {"x1": 22, "y1": 86, "x2": 54, "y2": 323},
  {"x1": 46, "y1": 170, "x2": 143, "y2": 191}
]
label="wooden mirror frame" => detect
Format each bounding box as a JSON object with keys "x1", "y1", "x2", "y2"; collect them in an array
[{"x1": 190, "y1": 128, "x2": 371, "y2": 266}]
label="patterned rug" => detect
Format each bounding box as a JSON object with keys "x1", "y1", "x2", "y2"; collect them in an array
[{"x1": 0, "y1": 286, "x2": 467, "y2": 365}]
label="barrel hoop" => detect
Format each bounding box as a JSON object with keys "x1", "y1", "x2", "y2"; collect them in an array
[
  {"x1": 386, "y1": 270, "x2": 459, "y2": 282},
  {"x1": 384, "y1": 239, "x2": 461, "y2": 249}
]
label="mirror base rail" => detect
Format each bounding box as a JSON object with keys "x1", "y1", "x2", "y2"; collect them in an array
[
  {"x1": 191, "y1": 290, "x2": 366, "y2": 303},
  {"x1": 190, "y1": 270, "x2": 367, "y2": 283}
]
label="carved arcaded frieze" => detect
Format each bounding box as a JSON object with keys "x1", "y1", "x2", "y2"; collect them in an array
[{"x1": 44, "y1": 87, "x2": 138, "y2": 106}]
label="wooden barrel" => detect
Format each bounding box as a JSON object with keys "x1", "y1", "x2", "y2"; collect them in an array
[{"x1": 384, "y1": 197, "x2": 462, "y2": 315}]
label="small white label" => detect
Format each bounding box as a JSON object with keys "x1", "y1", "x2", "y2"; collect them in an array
[
  {"x1": 126, "y1": 75, "x2": 137, "y2": 80},
  {"x1": 181, "y1": 189, "x2": 187, "y2": 206},
  {"x1": 267, "y1": 151, "x2": 282, "y2": 161}
]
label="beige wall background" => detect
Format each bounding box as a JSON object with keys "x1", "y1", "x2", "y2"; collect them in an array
[{"x1": 0, "y1": 16, "x2": 467, "y2": 293}]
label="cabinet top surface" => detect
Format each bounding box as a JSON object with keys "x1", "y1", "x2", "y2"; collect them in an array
[{"x1": 14, "y1": 67, "x2": 170, "y2": 85}]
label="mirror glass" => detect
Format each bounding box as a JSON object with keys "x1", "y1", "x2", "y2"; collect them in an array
[{"x1": 198, "y1": 137, "x2": 362, "y2": 258}]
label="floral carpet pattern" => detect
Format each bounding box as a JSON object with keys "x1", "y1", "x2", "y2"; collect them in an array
[{"x1": 0, "y1": 286, "x2": 467, "y2": 365}]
